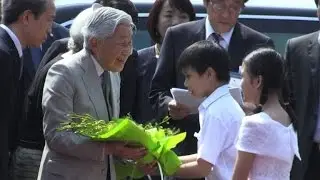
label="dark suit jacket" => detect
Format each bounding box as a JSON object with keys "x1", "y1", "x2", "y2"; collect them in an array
[
  {"x1": 149, "y1": 19, "x2": 274, "y2": 155},
  {"x1": 120, "y1": 49, "x2": 139, "y2": 117},
  {"x1": 37, "y1": 37, "x2": 69, "y2": 72},
  {"x1": 132, "y1": 46, "x2": 158, "y2": 123},
  {"x1": 17, "y1": 23, "x2": 69, "y2": 150},
  {"x1": 285, "y1": 31, "x2": 320, "y2": 180},
  {"x1": 0, "y1": 26, "x2": 22, "y2": 180},
  {"x1": 18, "y1": 55, "x2": 63, "y2": 150}
]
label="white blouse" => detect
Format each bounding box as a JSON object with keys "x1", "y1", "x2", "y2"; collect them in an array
[{"x1": 236, "y1": 112, "x2": 301, "y2": 180}]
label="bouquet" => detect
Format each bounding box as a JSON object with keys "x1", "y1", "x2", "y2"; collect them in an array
[{"x1": 57, "y1": 114, "x2": 186, "y2": 179}]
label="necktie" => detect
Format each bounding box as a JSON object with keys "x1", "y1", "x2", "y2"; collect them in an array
[
  {"x1": 208, "y1": 32, "x2": 222, "y2": 45},
  {"x1": 30, "y1": 47, "x2": 42, "y2": 70},
  {"x1": 100, "y1": 71, "x2": 113, "y2": 120},
  {"x1": 100, "y1": 71, "x2": 113, "y2": 180}
]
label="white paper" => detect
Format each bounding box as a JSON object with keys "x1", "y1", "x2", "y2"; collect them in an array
[
  {"x1": 170, "y1": 88, "x2": 204, "y2": 114},
  {"x1": 229, "y1": 87, "x2": 243, "y2": 105},
  {"x1": 229, "y1": 72, "x2": 242, "y2": 88}
]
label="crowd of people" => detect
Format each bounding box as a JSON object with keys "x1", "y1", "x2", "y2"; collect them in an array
[{"x1": 0, "y1": 0, "x2": 320, "y2": 179}]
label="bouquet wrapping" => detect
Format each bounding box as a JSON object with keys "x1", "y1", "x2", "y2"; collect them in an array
[{"x1": 58, "y1": 114, "x2": 186, "y2": 179}]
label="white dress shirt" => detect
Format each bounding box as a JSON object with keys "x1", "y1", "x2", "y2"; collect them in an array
[
  {"x1": 0, "y1": 24, "x2": 23, "y2": 58},
  {"x1": 91, "y1": 55, "x2": 104, "y2": 77},
  {"x1": 205, "y1": 17, "x2": 234, "y2": 50},
  {"x1": 195, "y1": 85, "x2": 245, "y2": 180}
]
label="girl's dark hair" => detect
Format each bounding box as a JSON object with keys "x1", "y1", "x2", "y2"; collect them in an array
[{"x1": 244, "y1": 48, "x2": 297, "y2": 130}]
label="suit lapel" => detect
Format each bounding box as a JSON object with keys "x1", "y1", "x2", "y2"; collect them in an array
[
  {"x1": 193, "y1": 19, "x2": 206, "y2": 43},
  {"x1": 0, "y1": 27, "x2": 22, "y2": 79},
  {"x1": 308, "y1": 33, "x2": 320, "y2": 112},
  {"x1": 228, "y1": 23, "x2": 245, "y2": 72},
  {"x1": 79, "y1": 50, "x2": 109, "y2": 121}
]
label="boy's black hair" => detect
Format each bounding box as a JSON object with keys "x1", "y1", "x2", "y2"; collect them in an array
[{"x1": 177, "y1": 40, "x2": 230, "y2": 82}]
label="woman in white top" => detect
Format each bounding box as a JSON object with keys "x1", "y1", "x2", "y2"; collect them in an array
[{"x1": 232, "y1": 48, "x2": 301, "y2": 180}]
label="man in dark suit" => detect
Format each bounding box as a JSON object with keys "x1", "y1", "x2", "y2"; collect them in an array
[
  {"x1": 12, "y1": 23, "x2": 68, "y2": 180},
  {"x1": 285, "y1": 1, "x2": 320, "y2": 179},
  {"x1": 0, "y1": 0, "x2": 55, "y2": 179},
  {"x1": 150, "y1": 0, "x2": 274, "y2": 156}
]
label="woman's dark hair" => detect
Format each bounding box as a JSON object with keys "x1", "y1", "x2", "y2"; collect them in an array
[
  {"x1": 243, "y1": 48, "x2": 297, "y2": 130},
  {"x1": 147, "y1": 0, "x2": 195, "y2": 44},
  {"x1": 315, "y1": 0, "x2": 319, "y2": 6},
  {"x1": 94, "y1": 0, "x2": 139, "y2": 24},
  {"x1": 177, "y1": 40, "x2": 230, "y2": 83},
  {"x1": 204, "y1": 0, "x2": 249, "y2": 5}
]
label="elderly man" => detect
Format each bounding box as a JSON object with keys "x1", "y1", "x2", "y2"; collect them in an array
[{"x1": 37, "y1": 4, "x2": 146, "y2": 180}]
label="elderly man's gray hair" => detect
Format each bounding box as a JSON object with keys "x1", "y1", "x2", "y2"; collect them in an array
[
  {"x1": 82, "y1": 3, "x2": 134, "y2": 50},
  {"x1": 68, "y1": 7, "x2": 94, "y2": 53}
]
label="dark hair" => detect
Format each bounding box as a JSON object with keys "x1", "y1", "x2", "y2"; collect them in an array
[
  {"x1": 243, "y1": 48, "x2": 297, "y2": 130},
  {"x1": 94, "y1": 0, "x2": 139, "y2": 24},
  {"x1": 147, "y1": 0, "x2": 195, "y2": 44},
  {"x1": 316, "y1": 0, "x2": 319, "y2": 6},
  {"x1": 2, "y1": 0, "x2": 49, "y2": 25},
  {"x1": 178, "y1": 40, "x2": 230, "y2": 82},
  {"x1": 204, "y1": 0, "x2": 249, "y2": 5}
]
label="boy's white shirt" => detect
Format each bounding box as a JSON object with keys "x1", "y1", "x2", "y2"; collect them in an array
[{"x1": 195, "y1": 85, "x2": 245, "y2": 180}]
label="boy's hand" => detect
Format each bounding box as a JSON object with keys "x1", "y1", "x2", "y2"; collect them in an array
[{"x1": 168, "y1": 100, "x2": 190, "y2": 120}]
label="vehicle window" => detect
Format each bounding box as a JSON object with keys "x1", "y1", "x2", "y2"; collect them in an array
[
  {"x1": 55, "y1": 3, "x2": 319, "y2": 54},
  {"x1": 134, "y1": 16, "x2": 319, "y2": 54}
]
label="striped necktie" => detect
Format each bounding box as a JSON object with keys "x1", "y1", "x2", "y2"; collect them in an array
[{"x1": 208, "y1": 32, "x2": 222, "y2": 45}]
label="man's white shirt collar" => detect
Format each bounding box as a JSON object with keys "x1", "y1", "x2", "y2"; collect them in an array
[
  {"x1": 205, "y1": 17, "x2": 234, "y2": 49},
  {"x1": 0, "y1": 24, "x2": 23, "y2": 58},
  {"x1": 91, "y1": 55, "x2": 105, "y2": 77}
]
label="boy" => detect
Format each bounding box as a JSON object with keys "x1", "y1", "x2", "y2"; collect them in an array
[{"x1": 172, "y1": 40, "x2": 245, "y2": 180}]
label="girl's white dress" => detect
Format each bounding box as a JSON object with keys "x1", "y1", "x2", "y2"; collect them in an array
[{"x1": 236, "y1": 112, "x2": 301, "y2": 180}]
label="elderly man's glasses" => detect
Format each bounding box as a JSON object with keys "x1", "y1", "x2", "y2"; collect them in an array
[{"x1": 209, "y1": 0, "x2": 244, "y2": 15}]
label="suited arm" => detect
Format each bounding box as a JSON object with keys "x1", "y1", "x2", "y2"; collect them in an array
[
  {"x1": 283, "y1": 39, "x2": 296, "y2": 109},
  {"x1": 0, "y1": 51, "x2": 12, "y2": 177},
  {"x1": 42, "y1": 62, "x2": 105, "y2": 161},
  {"x1": 149, "y1": 28, "x2": 176, "y2": 119}
]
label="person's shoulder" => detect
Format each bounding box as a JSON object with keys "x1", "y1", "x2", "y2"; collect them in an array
[
  {"x1": 238, "y1": 22, "x2": 271, "y2": 42},
  {"x1": 49, "y1": 51, "x2": 82, "y2": 73},
  {"x1": 242, "y1": 112, "x2": 272, "y2": 130},
  {"x1": 287, "y1": 31, "x2": 319, "y2": 47},
  {"x1": 138, "y1": 46, "x2": 155, "y2": 58},
  {"x1": 170, "y1": 19, "x2": 205, "y2": 35}
]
